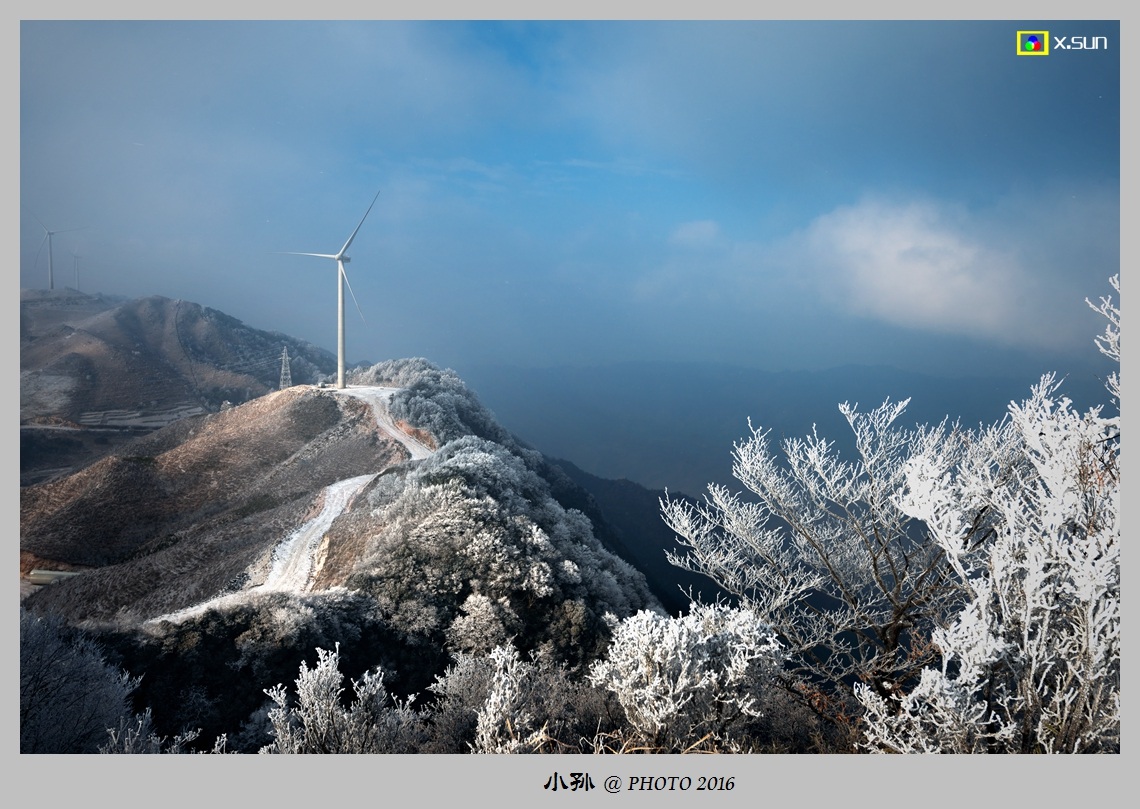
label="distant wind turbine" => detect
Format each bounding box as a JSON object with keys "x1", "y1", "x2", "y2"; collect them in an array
[
  {"x1": 280, "y1": 189, "x2": 381, "y2": 389},
  {"x1": 71, "y1": 249, "x2": 81, "y2": 291},
  {"x1": 29, "y1": 213, "x2": 88, "y2": 291}
]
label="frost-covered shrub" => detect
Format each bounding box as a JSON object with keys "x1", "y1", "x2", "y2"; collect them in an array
[
  {"x1": 588, "y1": 603, "x2": 784, "y2": 752},
  {"x1": 20, "y1": 608, "x2": 140, "y2": 753},
  {"x1": 428, "y1": 646, "x2": 621, "y2": 754},
  {"x1": 419, "y1": 652, "x2": 497, "y2": 752},
  {"x1": 857, "y1": 279, "x2": 1120, "y2": 753},
  {"x1": 256, "y1": 641, "x2": 618, "y2": 754},
  {"x1": 261, "y1": 643, "x2": 427, "y2": 754},
  {"x1": 100, "y1": 708, "x2": 226, "y2": 754},
  {"x1": 472, "y1": 645, "x2": 550, "y2": 754},
  {"x1": 661, "y1": 398, "x2": 990, "y2": 729}
]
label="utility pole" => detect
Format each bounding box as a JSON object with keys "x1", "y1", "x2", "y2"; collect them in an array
[{"x1": 279, "y1": 346, "x2": 292, "y2": 390}]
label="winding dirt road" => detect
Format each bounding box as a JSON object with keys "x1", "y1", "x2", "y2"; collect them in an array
[{"x1": 333, "y1": 385, "x2": 434, "y2": 460}]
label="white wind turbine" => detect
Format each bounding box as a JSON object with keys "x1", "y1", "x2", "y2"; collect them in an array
[
  {"x1": 29, "y1": 213, "x2": 88, "y2": 291},
  {"x1": 281, "y1": 189, "x2": 382, "y2": 389}
]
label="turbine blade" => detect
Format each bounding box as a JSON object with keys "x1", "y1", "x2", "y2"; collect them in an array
[
  {"x1": 33, "y1": 232, "x2": 47, "y2": 270},
  {"x1": 341, "y1": 265, "x2": 366, "y2": 324},
  {"x1": 277, "y1": 251, "x2": 339, "y2": 259},
  {"x1": 337, "y1": 188, "x2": 382, "y2": 258}
]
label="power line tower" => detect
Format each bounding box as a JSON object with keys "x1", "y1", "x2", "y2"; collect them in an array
[{"x1": 279, "y1": 346, "x2": 292, "y2": 390}]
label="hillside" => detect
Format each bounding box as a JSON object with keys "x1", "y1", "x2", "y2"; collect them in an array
[
  {"x1": 550, "y1": 458, "x2": 729, "y2": 615},
  {"x1": 20, "y1": 289, "x2": 338, "y2": 485},
  {"x1": 21, "y1": 384, "x2": 407, "y2": 621},
  {"x1": 20, "y1": 348, "x2": 662, "y2": 748}
]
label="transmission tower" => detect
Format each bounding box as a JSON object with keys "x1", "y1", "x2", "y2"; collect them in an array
[{"x1": 279, "y1": 346, "x2": 292, "y2": 390}]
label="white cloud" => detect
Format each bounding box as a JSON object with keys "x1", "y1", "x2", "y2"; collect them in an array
[
  {"x1": 630, "y1": 188, "x2": 1116, "y2": 363},
  {"x1": 800, "y1": 199, "x2": 1017, "y2": 332},
  {"x1": 785, "y1": 195, "x2": 1104, "y2": 350}
]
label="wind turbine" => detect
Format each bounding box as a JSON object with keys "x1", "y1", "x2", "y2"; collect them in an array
[
  {"x1": 281, "y1": 189, "x2": 381, "y2": 389},
  {"x1": 29, "y1": 213, "x2": 87, "y2": 291},
  {"x1": 71, "y1": 249, "x2": 81, "y2": 291}
]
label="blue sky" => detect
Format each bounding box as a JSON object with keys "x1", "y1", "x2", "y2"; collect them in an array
[{"x1": 20, "y1": 20, "x2": 1120, "y2": 380}]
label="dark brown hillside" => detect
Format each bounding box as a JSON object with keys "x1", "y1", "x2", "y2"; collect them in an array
[
  {"x1": 21, "y1": 386, "x2": 411, "y2": 624},
  {"x1": 20, "y1": 290, "x2": 338, "y2": 484}
]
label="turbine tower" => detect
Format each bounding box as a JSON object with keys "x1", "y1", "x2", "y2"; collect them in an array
[
  {"x1": 71, "y1": 250, "x2": 81, "y2": 291},
  {"x1": 29, "y1": 213, "x2": 87, "y2": 291},
  {"x1": 281, "y1": 189, "x2": 381, "y2": 389}
]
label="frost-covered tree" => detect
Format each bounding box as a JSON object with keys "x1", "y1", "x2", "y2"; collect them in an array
[
  {"x1": 660, "y1": 399, "x2": 1000, "y2": 734},
  {"x1": 857, "y1": 278, "x2": 1120, "y2": 753},
  {"x1": 1089, "y1": 274, "x2": 1121, "y2": 408},
  {"x1": 663, "y1": 277, "x2": 1119, "y2": 752},
  {"x1": 447, "y1": 593, "x2": 514, "y2": 655},
  {"x1": 588, "y1": 603, "x2": 784, "y2": 752},
  {"x1": 20, "y1": 608, "x2": 140, "y2": 753},
  {"x1": 471, "y1": 645, "x2": 551, "y2": 754},
  {"x1": 350, "y1": 436, "x2": 656, "y2": 666},
  {"x1": 260, "y1": 643, "x2": 426, "y2": 754}
]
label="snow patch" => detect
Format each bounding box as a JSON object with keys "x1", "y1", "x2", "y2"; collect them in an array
[
  {"x1": 147, "y1": 472, "x2": 376, "y2": 626},
  {"x1": 334, "y1": 385, "x2": 435, "y2": 460}
]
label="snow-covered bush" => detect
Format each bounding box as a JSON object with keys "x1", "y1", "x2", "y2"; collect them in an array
[
  {"x1": 260, "y1": 643, "x2": 427, "y2": 754},
  {"x1": 660, "y1": 398, "x2": 988, "y2": 730},
  {"x1": 471, "y1": 645, "x2": 550, "y2": 754},
  {"x1": 663, "y1": 277, "x2": 1120, "y2": 753},
  {"x1": 588, "y1": 603, "x2": 784, "y2": 752},
  {"x1": 100, "y1": 708, "x2": 226, "y2": 754},
  {"x1": 857, "y1": 278, "x2": 1120, "y2": 754},
  {"x1": 424, "y1": 647, "x2": 619, "y2": 754}
]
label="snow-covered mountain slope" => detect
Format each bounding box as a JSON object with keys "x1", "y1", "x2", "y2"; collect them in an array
[
  {"x1": 21, "y1": 383, "x2": 414, "y2": 623},
  {"x1": 22, "y1": 359, "x2": 658, "y2": 671}
]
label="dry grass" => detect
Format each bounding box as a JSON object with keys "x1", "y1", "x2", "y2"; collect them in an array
[{"x1": 21, "y1": 386, "x2": 411, "y2": 624}]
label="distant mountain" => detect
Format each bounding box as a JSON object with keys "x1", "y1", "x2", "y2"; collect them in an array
[
  {"x1": 20, "y1": 289, "x2": 338, "y2": 485},
  {"x1": 550, "y1": 458, "x2": 730, "y2": 616},
  {"x1": 460, "y1": 360, "x2": 1113, "y2": 497}
]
